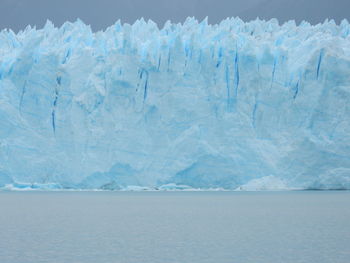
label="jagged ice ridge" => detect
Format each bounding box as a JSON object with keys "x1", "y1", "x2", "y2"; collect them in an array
[{"x1": 0, "y1": 17, "x2": 350, "y2": 190}]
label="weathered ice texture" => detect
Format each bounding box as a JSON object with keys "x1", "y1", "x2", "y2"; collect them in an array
[{"x1": 0, "y1": 18, "x2": 350, "y2": 190}]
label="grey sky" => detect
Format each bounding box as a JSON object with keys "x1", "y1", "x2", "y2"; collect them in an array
[{"x1": 1, "y1": 0, "x2": 349, "y2": 32}]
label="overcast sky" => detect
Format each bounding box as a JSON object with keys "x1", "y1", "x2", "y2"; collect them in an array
[{"x1": 1, "y1": 0, "x2": 350, "y2": 32}]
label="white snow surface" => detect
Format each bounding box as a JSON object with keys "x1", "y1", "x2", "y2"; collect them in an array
[{"x1": 0, "y1": 18, "x2": 350, "y2": 190}]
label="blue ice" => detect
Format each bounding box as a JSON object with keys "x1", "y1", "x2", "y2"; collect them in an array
[{"x1": 0, "y1": 18, "x2": 350, "y2": 190}]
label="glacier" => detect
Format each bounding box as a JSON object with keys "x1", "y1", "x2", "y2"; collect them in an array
[{"x1": 0, "y1": 17, "x2": 350, "y2": 190}]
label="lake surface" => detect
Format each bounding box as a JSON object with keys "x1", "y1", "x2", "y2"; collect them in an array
[{"x1": 0, "y1": 191, "x2": 349, "y2": 263}]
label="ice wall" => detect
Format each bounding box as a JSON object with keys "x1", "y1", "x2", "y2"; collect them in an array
[{"x1": 0, "y1": 18, "x2": 350, "y2": 190}]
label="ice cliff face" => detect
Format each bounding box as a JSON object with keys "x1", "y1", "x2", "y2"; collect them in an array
[{"x1": 0, "y1": 18, "x2": 350, "y2": 190}]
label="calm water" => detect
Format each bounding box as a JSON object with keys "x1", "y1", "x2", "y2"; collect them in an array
[{"x1": 0, "y1": 191, "x2": 349, "y2": 263}]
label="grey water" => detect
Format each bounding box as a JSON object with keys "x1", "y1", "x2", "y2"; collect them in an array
[{"x1": 0, "y1": 191, "x2": 349, "y2": 263}]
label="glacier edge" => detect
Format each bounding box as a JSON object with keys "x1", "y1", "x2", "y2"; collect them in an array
[{"x1": 0, "y1": 17, "x2": 350, "y2": 190}]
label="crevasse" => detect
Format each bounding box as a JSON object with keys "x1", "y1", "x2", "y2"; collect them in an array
[{"x1": 0, "y1": 17, "x2": 350, "y2": 190}]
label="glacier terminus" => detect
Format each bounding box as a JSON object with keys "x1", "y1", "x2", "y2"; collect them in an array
[{"x1": 0, "y1": 17, "x2": 350, "y2": 190}]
